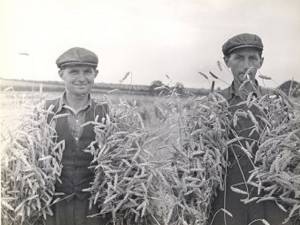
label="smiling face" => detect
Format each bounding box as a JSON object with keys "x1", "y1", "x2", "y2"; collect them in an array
[
  {"x1": 59, "y1": 65, "x2": 98, "y2": 97},
  {"x1": 224, "y1": 47, "x2": 264, "y2": 84}
]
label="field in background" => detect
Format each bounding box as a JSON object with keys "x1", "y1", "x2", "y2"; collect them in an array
[
  {"x1": 0, "y1": 90, "x2": 170, "y2": 143},
  {"x1": 2, "y1": 89, "x2": 299, "y2": 179},
  {"x1": 1, "y1": 89, "x2": 300, "y2": 225},
  {"x1": 1, "y1": 89, "x2": 300, "y2": 130},
  {"x1": 0, "y1": 90, "x2": 183, "y2": 163}
]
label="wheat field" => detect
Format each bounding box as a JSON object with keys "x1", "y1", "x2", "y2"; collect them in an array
[{"x1": 1, "y1": 89, "x2": 299, "y2": 225}]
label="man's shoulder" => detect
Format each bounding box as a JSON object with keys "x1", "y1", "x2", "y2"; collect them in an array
[
  {"x1": 45, "y1": 98, "x2": 60, "y2": 105},
  {"x1": 44, "y1": 98, "x2": 60, "y2": 111},
  {"x1": 218, "y1": 83, "x2": 271, "y2": 98},
  {"x1": 217, "y1": 86, "x2": 232, "y2": 100},
  {"x1": 259, "y1": 86, "x2": 274, "y2": 96}
]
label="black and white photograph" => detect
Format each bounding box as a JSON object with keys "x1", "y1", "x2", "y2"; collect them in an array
[{"x1": 1, "y1": 0, "x2": 300, "y2": 225}]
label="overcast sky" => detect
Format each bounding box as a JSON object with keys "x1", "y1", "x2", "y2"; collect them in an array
[{"x1": 1, "y1": 0, "x2": 299, "y2": 88}]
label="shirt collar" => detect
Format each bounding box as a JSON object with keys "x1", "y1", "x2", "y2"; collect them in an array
[
  {"x1": 229, "y1": 79, "x2": 262, "y2": 99},
  {"x1": 57, "y1": 92, "x2": 93, "y2": 112}
]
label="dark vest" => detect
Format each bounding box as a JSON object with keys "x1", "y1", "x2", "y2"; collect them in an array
[
  {"x1": 45, "y1": 98, "x2": 108, "y2": 198},
  {"x1": 210, "y1": 87, "x2": 292, "y2": 225}
]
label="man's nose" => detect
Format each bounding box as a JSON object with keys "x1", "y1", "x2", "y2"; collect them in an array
[
  {"x1": 243, "y1": 58, "x2": 251, "y2": 69},
  {"x1": 77, "y1": 72, "x2": 86, "y2": 81}
]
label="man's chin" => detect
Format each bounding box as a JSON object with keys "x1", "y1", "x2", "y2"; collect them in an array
[
  {"x1": 74, "y1": 86, "x2": 90, "y2": 92},
  {"x1": 238, "y1": 74, "x2": 256, "y2": 82},
  {"x1": 74, "y1": 92, "x2": 89, "y2": 97},
  {"x1": 69, "y1": 89, "x2": 90, "y2": 96}
]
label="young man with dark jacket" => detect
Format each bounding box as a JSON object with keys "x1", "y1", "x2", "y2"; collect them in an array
[
  {"x1": 45, "y1": 47, "x2": 110, "y2": 225},
  {"x1": 209, "y1": 33, "x2": 295, "y2": 225}
]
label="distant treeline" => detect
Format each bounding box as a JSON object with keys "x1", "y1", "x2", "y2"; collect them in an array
[
  {"x1": 3, "y1": 78, "x2": 297, "y2": 97},
  {"x1": 0, "y1": 78, "x2": 210, "y2": 96}
]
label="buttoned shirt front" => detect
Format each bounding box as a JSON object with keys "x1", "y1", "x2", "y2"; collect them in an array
[
  {"x1": 51, "y1": 93, "x2": 95, "y2": 141},
  {"x1": 51, "y1": 92, "x2": 93, "y2": 141}
]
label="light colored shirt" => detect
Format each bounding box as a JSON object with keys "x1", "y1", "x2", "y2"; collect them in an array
[{"x1": 55, "y1": 93, "x2": 92, "y2": 142}]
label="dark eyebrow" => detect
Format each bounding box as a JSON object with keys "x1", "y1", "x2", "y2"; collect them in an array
[
  {"x1": 234, "y1": 53, "x2": 244, "y2": 58},
  {"x1": 84, "y1": 68, "x2": 93, "y2": 73}
]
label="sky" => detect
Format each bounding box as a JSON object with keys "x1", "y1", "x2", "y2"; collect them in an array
[{"x1": 1, "y1": 0, "x2": 300, "y2": 89}]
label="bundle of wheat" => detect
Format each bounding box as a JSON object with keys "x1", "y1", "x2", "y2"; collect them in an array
[
  {"x1": 230, "y1": 91, "x2": 300, "y2": 223},
  {"x1": 85, "y1": 99, "x2": 159, "y2": 225},
  {"x1": 1, "y1": 103, "x2": 64, "y2": 225},
  {"x1": 148, "y1": 93, "x2": 231, "y2": 225}
]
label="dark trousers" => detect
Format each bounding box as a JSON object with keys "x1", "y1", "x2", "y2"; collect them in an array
[
  {"x1": 46, "y1": 194, "x2": 111, "y2": 225},
  {"x1": 209, "y1": 155, "x2": 296, "y2": 225}
]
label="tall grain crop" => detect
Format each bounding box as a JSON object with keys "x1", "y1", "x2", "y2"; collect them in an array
[
  {"x1": 86, "y1": 92, "x2": 231, "y2": 225},
  {"x1": 230, "y1": 90, "x2": 300, "y2": 223},
  {"x1": 85, "y1": 99, "x2": 159, "y2": 225},
  {"x1": 1, "y1": 102, "x2": 64, "y2": 225},
  {"x1": 153, "y1": 92, "x2": 230, "y2": 225}
]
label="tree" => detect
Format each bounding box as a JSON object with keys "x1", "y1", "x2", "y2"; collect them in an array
[
  {"x1": 173, "y1": 82, "x2": 185, "y2": 96},
  {"x1": 278, "y1": 80, "x2": 300, "y2": 97},
  {"x1": 149, "y1": 80, "x2": 169, "y2": 96}
]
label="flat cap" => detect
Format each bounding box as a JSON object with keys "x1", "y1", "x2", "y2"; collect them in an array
[
  {"x1": 56, "y1": 47, "x2": 98, "y2": 68},
  {"x1": 222, "y1": 33, "x2": 263, "y2": 56}
]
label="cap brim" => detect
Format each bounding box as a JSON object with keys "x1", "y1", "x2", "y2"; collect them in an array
[
  {"x1": 227, "y1": 44, "x2": 263, "y2": 55},
  {"x1": 58, "y1": 62, "x2": 98, "y2": 68}
]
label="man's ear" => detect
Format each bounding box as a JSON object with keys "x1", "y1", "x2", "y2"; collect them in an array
[
  {"x1": 94, "y1": 69, "x2": 99, "y2": 78},
  {"x1": 223, "y1": 56, "x2": 230, "y2": 67},
  {"x1": 58, "y1": 69, "x2": 64, "y2": 79},
  {"x1": 259, "y1": 57, "x2": 264, "y2": 68}
]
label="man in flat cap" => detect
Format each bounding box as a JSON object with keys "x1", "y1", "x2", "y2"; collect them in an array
[
  {"x1": 209, "y1": 33, "x2": 295, "y2": 225},
  {"x1": 45, "y1": 47, "x2": 110, "y2": 225}
]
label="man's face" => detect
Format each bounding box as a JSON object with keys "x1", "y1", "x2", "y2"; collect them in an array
[
  {"x1": 59, "y1": 65, "x2": 98, "y2": 96},
  {"x1": 224, "y1": 48, "x2": 264, "y2": 84}
]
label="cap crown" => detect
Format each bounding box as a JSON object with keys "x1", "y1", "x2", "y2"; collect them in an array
[
  {"x1": 56, "y1": 47, "x2": 98, "y2": 68},
  {"x1": 222, "y1": 33, "x2": 263, "y2": 56}
]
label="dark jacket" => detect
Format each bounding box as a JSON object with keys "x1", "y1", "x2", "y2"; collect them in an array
[
  {"x1": 44, "y1": 97, "x2": 110, "y2": 225},
  {"x1": 209, "y1": 82, "x2": 297, "y2": 225}
]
